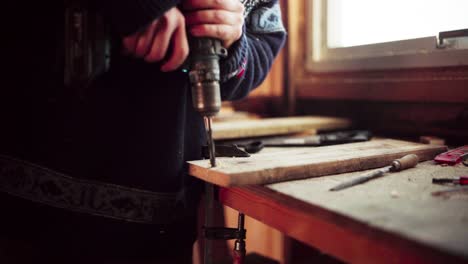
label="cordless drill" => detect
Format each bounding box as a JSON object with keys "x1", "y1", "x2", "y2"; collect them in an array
[{"x1": 188, "y1": 37, "x2": 226, "y2": 167}]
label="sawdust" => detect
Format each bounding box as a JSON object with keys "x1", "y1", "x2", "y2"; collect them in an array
[{"x1": 390, "y1": 190, "x2": 400, "y2": 198}]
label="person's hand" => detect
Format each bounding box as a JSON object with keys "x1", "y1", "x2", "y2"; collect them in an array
[
  {"x1": 183, "y1": 0, "x2": 245, "y2": 49},
  {"x1": 122, "y1": 7, "x2": 189, "y2": 72}
]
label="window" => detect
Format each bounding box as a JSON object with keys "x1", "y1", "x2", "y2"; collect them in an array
[{"x1": 308, "y1": 0, "x2": 468, "y2": 72}]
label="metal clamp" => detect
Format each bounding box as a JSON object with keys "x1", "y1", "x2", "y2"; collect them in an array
[
  {"x1": 204, "y1": 227, "x2": 246, "y2": 241},
  {"x1": 437, "y1": 28, "x2": 468, "y2": 49},
  {"x1": 204, "y1": 213, "x2": 247, "y2": 263}
]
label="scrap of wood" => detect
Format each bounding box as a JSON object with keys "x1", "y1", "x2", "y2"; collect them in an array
[
  {"x1": 420, "y1": 136, "x2": 446, "y2": 146},
  {"x1": 212, "y1": 116, "x2": 351, "y2": 140},
  {"x1": 188, "y1": 139, "x2": 447, "y2": 187}
]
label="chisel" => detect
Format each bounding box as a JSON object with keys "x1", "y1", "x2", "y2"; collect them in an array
[{"x1": 330, "y1": 154, "x2": 419, "y2": 191}]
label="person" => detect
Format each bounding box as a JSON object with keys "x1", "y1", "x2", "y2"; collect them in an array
[{"x1": 0, "y1": 0, "x2": 286, "y2": 263}]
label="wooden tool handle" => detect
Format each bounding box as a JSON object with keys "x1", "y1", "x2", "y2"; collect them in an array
[{"x1": 391, "y1": 154, "x2": 419, "y2": 171}]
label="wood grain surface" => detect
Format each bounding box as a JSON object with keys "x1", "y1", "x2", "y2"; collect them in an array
[
  {"x1": 212, "y1": 116, "x2": 351, "y2": 140},
  {"x1": 188, "y1": 139, "x2": 447, "y2": 187},
  {"x1": 219, "y1": 161, "x2": 468, "y2": 263}
]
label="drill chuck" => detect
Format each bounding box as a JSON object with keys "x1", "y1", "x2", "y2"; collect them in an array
[
  {"x1": 190, "y1": 75, "x2": 221, "y2": 117},
  {"x1": 189, "y1": 37, "x2": 227, "y2": 117}
]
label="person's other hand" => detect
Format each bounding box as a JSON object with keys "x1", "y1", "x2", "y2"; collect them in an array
[
  {"x1": 183, "y1": 0, "x2": 245, "y2": 49},
  {"x1": 122, "y1": 7, "x2": 189, "y2": 72}
]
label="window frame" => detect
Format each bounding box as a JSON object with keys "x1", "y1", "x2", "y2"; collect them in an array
[{"x1": 285, "y1": 0, "x2": 468, "y2": 107}]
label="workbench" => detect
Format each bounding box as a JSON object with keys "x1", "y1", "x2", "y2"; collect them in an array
[
  {"x1": 217, "y1": 152, "x2": 468, "y2": 263},
  {"x1": 189, "y1": 116, "x2": 467, "y2": 263}
]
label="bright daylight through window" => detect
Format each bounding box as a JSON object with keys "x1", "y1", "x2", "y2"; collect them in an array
[
  {"x1": 310, "y1": 0, "x2": 468, "y2": 71},
  {"x1": 327, "y1": 0, "x2": 468, "y2": 48}
]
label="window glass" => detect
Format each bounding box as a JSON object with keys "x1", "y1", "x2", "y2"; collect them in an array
[{"x1": 327, "y1": 0, "x2": 468, "y2": 48}]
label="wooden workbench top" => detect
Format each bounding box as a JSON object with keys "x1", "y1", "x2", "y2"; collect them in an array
[
  {"x1": 270, "y1": 161, "x2": 468, "y2": 259},
  {"x1": 219, "y1": 159, "x2": 468, "y2": 263}
]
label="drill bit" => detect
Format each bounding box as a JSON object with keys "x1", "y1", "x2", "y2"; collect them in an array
[
  {"x1": 204, "y1": 116, "x2": 216, "y2": 167},
  {"x1": 204, "y1": 116, "x2": 216, "y2": 264}
]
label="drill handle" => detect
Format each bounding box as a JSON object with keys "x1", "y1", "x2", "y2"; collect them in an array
[{"x1": 189, "y1": 37, "x2": 228, "y2": 59}]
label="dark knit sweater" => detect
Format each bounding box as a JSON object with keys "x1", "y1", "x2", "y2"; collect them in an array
[{"x1": 1, "y1": 0, "x2": 286, "y2": 256}]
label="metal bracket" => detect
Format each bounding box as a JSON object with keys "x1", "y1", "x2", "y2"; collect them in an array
[
  {"x1": 204, "y1": 213, "x2": 247, "y2": 263},
  {"x1": 437, "y1": 28, "x2": 468, "y2": 49},
  {"x1": 204, "y1": 227, "x2": 246, "y2": 241},
  {"x1": 202, "y1": 145, "x2": 250, "y2": 159}
]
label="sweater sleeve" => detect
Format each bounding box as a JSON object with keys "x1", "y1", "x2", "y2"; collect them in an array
[
  {"x1": 97, "y1": 0, "x2": 180, "y2": 36},
  {"x1": 219, "y1": 0, "x2": 286, "y2": 101}
]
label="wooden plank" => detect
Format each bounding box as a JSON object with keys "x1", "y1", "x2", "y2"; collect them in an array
[
  {"x1": 188, "y1": 139, "x2": 447, "y2": 187},
  {"x1": 212, "y1": 116, "x2": 351, "y2": 140}
]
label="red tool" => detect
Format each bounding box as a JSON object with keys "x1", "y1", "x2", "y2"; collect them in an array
[
  {"x1": 434, "y1": 146, "x2": 468, "y2": 165},
  {"x1": 433, "y1": 176, "x2": 468, "y2": 185}
]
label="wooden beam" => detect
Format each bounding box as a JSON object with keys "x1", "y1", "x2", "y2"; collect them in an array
[
  {"x1": 213, "y1": 116, "x2": 351, "y2": 140},
  {"x1": 295, "y1": 71, "x2": 468, "y2": 103}
]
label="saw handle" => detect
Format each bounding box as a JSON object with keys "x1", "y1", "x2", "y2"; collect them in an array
[{"x1": 391, "y1": 154, "x2": 419, "y2": 171}]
